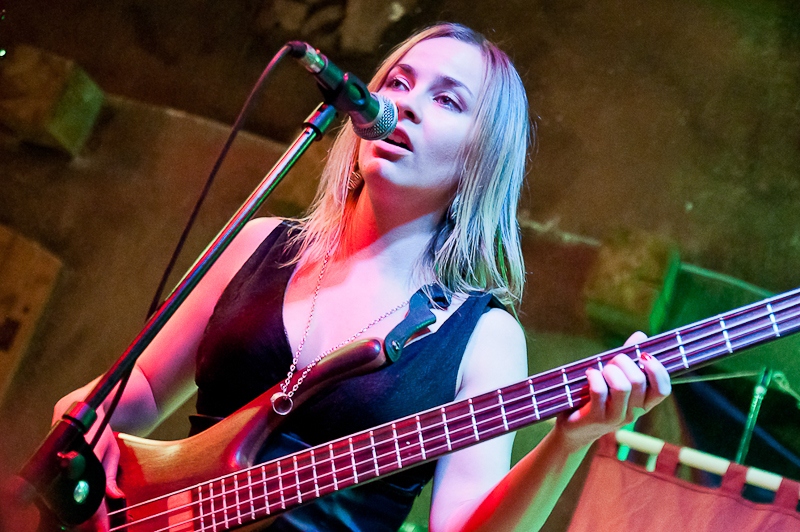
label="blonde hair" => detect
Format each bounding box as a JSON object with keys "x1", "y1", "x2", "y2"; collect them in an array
[{"x1": 289, "y1": 23, "x2": 531, "y2": 306}]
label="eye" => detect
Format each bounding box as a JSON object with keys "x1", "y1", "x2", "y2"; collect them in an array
[
  {"x1": 385, "y1": 75, "x2": 410, "y2": 91},
  {"x1": 435, "y1": 93, "x2": 462, "y2": 112}
]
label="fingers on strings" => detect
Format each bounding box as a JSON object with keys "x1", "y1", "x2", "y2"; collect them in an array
[{"x1": 585, "y1": 352, "x2": 671, "y2": 424}]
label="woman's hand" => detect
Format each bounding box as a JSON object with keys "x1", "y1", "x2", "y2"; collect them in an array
[{"x1": 554, "y1": 331, "x2": 672, "y2": 453}]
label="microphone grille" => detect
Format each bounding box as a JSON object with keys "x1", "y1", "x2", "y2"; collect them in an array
[{"x1": 351, "y1": 94, "x2": 398, "y2": 141}]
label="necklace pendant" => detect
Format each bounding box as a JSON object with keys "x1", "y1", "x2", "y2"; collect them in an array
[{"x1": 271, "y1": 392, "x2": 294, "y2": 415}]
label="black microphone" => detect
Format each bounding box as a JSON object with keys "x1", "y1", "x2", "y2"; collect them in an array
[{"x1": 287, "y1": 41, "x2": 397, "y2": 141}]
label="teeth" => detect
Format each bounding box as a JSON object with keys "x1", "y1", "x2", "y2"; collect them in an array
[{"x1": 385, "y1": 138, "x2": 405, "y2": 148}]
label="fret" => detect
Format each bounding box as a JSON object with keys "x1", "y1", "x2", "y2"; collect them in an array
[
  {"x1": 497, "y1": 390, "x2": 509, "y2": 432},
  {"x1": 720, "y1": 318, "x2": 734, "y2": 353},
  {"x1": 468, "y1": 399, "x2": 480, "y2": 441},
  {"x1": 209, "y1": 481, "x2": 217, "y2": 531},
  {"x1": 332, "y1": 442, "x2": 354, "y2": 488},
  {"x1": 247, "y1": 468, "x2": 255, "y2": 521},
  {"x1": 528, "y1": 378, "x2": 540, "y2": 419},
  {"x1": 261, "y1": 464, "x2": 270, "y2": 515},
  {"x1": 219, "y1": 476, "x2": 230, "y2": 529},
  {"x1": 415, "y1": 416, "x2": 427, "y2": 461},
  {"x1": 392, "y1": 423, "x2": 403, "y2": 468},
  {"x1": 277, "y1": 461, "x2": 286, "y2": 510},
  {"x1": 444, "y1": 401, "x2": 477, "y2": 445},
  {"x1": 596, "y1": 356, "x2": 604, "y2": 370},
  {"x1": 369, "y1": 431, "x2": 380, "y2": 476},
  {"x1": 307, "y1": 443, "x2": 335, "y2": 497},
  {"x1": 197, "y1": 484, "x2": 206, "y2": 530},
  {"x1": 227, "y1": 476, "x2": 235, "y2": 528},
  {"x1": 674, "y1": 318, "x2": 707, "y2": 347},
  {"x1": 295, "y1": 451, "x2": 316, "y2": 500},
  {"x1": 310, "y1": 449, "x2": 320, "y2": 498},
  {"x1": 675, "y1": 331, "x2": 689, "y2": 369},
  {"x1": 233, "y1": 473, "x2": 242, "y2": 526},
  {"x1": 561, "y1": 369, "x2": 574, "y2": 408},
  {"x1": 348, "y1": 438, "x2": 359, "y2": 484},
  {"x1": 767, "y1": 303, "x2": 781, "y2": 337},
  {"x1": 292, "y1": 456, "x2": 303, "y2": 504},
  {"x1": 329, "y1": 443, "x2": 339, "y2": 491},
  {"x1": 441, "y1": 407, "x2": 452, "y2": 451},
  {"x1": 297, "y1": 443, "x2": 338, "y2": 499},
  {"x1": 263, "y1": 464, "x2": 282, "y2": 515}
]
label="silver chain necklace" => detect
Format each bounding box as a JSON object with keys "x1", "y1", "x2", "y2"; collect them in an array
[{"x1": 271, "y1": 251, "x2": 410, "y2": 415}]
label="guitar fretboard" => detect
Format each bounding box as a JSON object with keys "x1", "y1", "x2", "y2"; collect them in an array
[{"x1": 111, "y1": 288, "x2": 800, "y2": 531}]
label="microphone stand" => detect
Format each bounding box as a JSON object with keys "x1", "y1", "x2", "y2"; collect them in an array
[
  {"x1": 17, "y1": 103, "x2": 337, "y2": 528},
  {"x1": 734, "y1": 367, "x2": 773, "y2": 465}
]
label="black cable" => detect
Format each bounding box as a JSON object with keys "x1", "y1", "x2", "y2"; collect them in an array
[
  {"x1": 89, "y1": 43, "x2": 293, "y2": 449},
  {"x1": 147, "y1": 43, "x2": 293, "y2": 318}
]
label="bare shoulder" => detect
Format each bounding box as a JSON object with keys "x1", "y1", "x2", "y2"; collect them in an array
[
  {"x1": 457, "y1": 307, "x2": 528, "y2": 399},
  {"x1": 209, "y1": 217, "x2": 284, "y2": 281},
  {"x1": 431, "y1": 308, "x2": 528, "y2": 528},
  {"x1": 230, "y1": 217, "x2": 285, "y2": 255}
]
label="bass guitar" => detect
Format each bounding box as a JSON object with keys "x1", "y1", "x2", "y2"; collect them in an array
[{"x1": 45, "y1": 287, "x2": 800, "y2": 530}]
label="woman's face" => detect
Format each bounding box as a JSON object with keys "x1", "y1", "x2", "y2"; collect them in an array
[{"x1": 357, "y1": 37, "x2": 485, "y2": 211}]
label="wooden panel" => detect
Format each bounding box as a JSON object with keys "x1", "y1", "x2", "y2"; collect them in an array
[
  {"x1": 0, "y1": 225, "x2": 62, "y2": 402},
  {"x1": 0, "y1": 45, "x2": 104, "y2": 156}
]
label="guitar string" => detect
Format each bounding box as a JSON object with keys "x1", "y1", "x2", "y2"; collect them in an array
[
  {"x1": 117, "y1": 292, "x2": 800, "y2": 522},
  {"x1": 118, "y1": 287, "x2": 800, "y2": 516},
  {"x1": 128, "y1": 312, "x2": 799, "y2": 532},
  {"x1": 141, "y1": 317, "x2": 771, "y2": 532},
  {"x1": 110, "y1": 300, "x2": 800, "y2": 530},
  {"x1": 110, "y1": 301, "x2": 800, "y2": 531},
  {"x1": 116, "y1": 290, "x2": 800, "y2": 520},
  {"x1": 113, "y1": 306, "x2": 800, "y2": 532}
]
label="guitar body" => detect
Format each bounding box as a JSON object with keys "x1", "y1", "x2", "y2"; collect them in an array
[
  {"x1": 111, "y1": 339, "x2": 385, "y2": 531},
  {"x1": 115, "y1": 410, "x2": 278, "y2": 531}
]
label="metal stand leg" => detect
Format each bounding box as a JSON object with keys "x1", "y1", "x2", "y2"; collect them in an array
[{"x1": 735, "y1": 367, "x2": 773, "y2": 464}]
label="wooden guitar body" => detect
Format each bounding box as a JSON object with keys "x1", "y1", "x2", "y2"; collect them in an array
[{"x1": 112, "y1": 338, "x2": 385, "y2": 531}]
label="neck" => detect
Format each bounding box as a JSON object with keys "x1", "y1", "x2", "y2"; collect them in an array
[{"x1": 338, "y1": 186, "x2": 446, "y2": 280}]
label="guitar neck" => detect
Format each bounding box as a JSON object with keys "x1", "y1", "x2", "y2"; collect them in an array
[{"x1": 143, "y1": 287, "x2": 800, "y2": 530}]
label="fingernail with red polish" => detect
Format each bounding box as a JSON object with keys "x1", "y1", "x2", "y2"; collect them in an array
[{"x1": 640, "y1": 352, "x2": 652, "y2": 362}]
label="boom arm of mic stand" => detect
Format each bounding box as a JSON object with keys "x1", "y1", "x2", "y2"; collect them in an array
[{"x1": 17, "y1": 103, "x2": 338, "y2": 527}]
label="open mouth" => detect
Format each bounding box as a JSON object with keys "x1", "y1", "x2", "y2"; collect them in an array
[
  {"x1": 383, "y1": 137, "x2": 410, "y2": 150},
  {"x1": 383, "y1": 130, "x2": 412, "y2": 151}
]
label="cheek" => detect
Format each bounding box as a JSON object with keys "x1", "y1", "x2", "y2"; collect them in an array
[{"x1": 427, "y1": 121, "x2": 471, "y2": 173}]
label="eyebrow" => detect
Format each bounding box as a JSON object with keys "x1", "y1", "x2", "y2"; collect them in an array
[{"x1": 393, "y1": 63, "x2": 475, "y2": 98}]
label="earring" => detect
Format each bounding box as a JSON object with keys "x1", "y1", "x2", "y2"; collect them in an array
[{"x1": 348, "y1": 170, "x2": 363, "y2": 191}]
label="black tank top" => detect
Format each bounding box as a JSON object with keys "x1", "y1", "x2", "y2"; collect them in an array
[{"x1": 193, "y1": 222, "x2": 502, "y2": 531}]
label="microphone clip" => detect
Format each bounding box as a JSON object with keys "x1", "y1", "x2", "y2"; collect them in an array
[{"x1": 288, "y1": 41, "x2": 379, "y2": 121}]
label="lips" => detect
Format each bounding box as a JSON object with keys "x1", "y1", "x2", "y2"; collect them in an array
[{"x1": 382, "y1": 128, "x2": 412, "y2": 151}]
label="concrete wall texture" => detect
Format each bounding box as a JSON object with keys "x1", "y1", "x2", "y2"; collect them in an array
[{"x1": 1, "y1": 1, "x2": 799, "y2": 529}]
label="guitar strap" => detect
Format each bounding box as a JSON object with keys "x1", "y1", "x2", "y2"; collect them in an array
[{"x1": 384, "y1": 284, "x2": 451, "y2": 363}]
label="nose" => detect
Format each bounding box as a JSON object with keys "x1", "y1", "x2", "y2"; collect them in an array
[{"x1": 393, "y1": 92, "x2": 421, "y2": 124}]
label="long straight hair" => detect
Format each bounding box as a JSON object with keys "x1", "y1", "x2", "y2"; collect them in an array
[{"x1": 289, "y1": 23, "x2": 531, "y2": 306}]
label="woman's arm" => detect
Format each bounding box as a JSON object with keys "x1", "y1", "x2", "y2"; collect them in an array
[
  {"x1": 429, "y1": 313, "x2": 671, "y2": 532},
  {"x1": 50, "y1": 217, "x2": 284, "y2": 528},
  {"x1": 55, "y1": 217, "x2": 285, "y2": 434}
]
